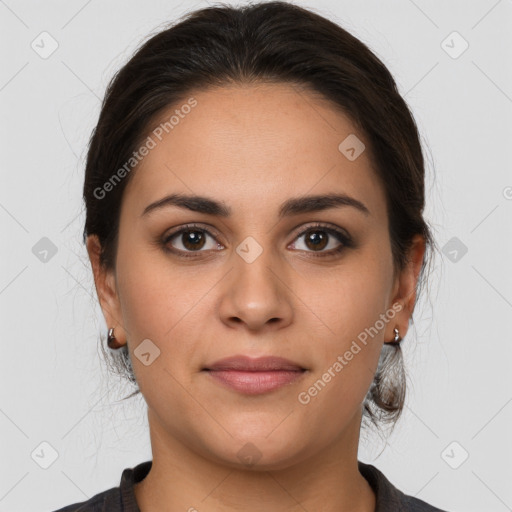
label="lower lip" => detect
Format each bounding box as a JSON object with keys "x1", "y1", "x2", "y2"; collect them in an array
[{"x1": 204, "y1": 370, "x2": 306, "y2": 395}]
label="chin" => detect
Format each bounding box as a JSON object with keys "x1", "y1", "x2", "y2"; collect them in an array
[{"x1": 202, "y1": 427, "x2": 313, "y2": 472}]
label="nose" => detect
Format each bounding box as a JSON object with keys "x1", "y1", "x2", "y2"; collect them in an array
[{"x1": 218, "y1": 248, "x2": 294, "y2": 333}]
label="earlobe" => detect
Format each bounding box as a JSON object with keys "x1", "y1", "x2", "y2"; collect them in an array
[{"x1": 86, "y1": 235, "x2": 127, "y2": 347}]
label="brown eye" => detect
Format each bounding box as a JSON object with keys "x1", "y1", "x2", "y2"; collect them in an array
[
  {"x1": 303, "y1": 230, "x2": 329, "y2": 251},
  {"x1": 177, "y1": 230, "x2": 207, "y2": 251},
  {"x1": 290, "y1": 224, "x2": 352, "y2": 256},
  {"x1": 163, "y1": 224, "x2": 222, "y2": 255}
]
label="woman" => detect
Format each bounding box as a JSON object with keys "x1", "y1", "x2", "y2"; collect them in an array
[{"x1": 54, "y1": 1, "x2": 448, "y2": 510}]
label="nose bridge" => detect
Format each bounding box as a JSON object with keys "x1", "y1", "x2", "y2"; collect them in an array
[
  {"x1": 240, "y1": 242, "x2": 276, "y2": 285},
  {"x1": 234, "y1": 237, "x2": 282, "y2": 302}
]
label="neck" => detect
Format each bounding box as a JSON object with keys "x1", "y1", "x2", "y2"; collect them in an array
[{"x1": 134, "y1": 407, "x2": 376, "y2": 512}]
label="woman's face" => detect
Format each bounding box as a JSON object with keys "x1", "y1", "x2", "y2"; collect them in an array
[{"x1": 90, "y1": 82, "x2": 423, "y2": 470}]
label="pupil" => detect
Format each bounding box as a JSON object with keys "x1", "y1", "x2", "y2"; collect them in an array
[
  {"x1": 307, "y1": 231, "x2": 327, "y2": 250},
  {"x1": 184, "y1": 231, "x2": 204, "y2": 250}
]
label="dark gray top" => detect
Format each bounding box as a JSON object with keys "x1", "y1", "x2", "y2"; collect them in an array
[{"x1": 51, "y1": 459, "x2": 449, "y2": 511}]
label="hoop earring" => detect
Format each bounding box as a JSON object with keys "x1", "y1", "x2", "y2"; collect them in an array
[
  {"x1": 388, "y1": 327, "x2": 402, "y2": 346},
  {"x1": 107, "y1": 327, "x2": 123, "y2": 349}
]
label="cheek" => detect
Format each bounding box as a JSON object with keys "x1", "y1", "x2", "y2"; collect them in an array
[
  {"x1": 115, "y1": 247, "x2": 221, "y2": 378},
  {"x1": 115, "y1": 244, "x2": 201, "y2": 337},
  {"x1": 295, "y1": 253, "x2": 391, "y2": 345},
  {"x1": 114, "y1": 251, "x2": 202, "y2": 405},
  {"x1": 295, "y1": 285, "x2": 386, "y2": 435},
  {"x1": 292, "y1": 251, "x2": 392, "y2": 401}
]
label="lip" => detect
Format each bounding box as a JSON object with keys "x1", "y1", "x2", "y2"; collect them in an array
[
  {"x1": 203, "y1": 355, "x2": 305, "y2": 372},
  {"x1": 202, "y1": 355, "x2": 307, "y2": 395}
]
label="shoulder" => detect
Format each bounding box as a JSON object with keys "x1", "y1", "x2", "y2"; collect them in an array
[
  {"x1": 399, "y1": 493, "x2": 450, "y2": 512},
  {"x1": 51, "y1": 460, "x2": 152, "y2": 512},
  {"x1": 50, "y1": 487, "x2": 118, "y2": 512},
  {"x1": 358, "y1": 461, "x2": 450, "y2": 512}
]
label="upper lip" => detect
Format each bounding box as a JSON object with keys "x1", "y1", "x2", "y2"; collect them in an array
[{"x1": 203, "y1": 355, "x2": 306, "y2": 372}]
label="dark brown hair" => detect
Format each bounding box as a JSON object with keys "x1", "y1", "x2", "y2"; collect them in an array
[{"x1": 83, "y1": 1, "x2": 435, "y2": 435}]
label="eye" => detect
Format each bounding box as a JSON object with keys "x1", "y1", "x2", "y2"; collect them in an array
[
  {"x1": 161, "y1": 222, "x2": 353, "y2": 258},
  {"x1": 162, "y1": 223, "x2": 222, "y2": 256},
  {"x1": 289, "y1": 223, "x2": 352, "y2": 256}
]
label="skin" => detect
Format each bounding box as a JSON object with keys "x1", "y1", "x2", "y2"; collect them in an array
[{"x1": 87, "y1": 82, "x2": 425, "y2": 512}]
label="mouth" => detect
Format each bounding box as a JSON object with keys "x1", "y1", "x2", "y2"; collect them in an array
[
  {"x1": 203, "y1": 355, "x2": 306, "y2": 372},
  {"x1": 202, "y1": 355, "x2": 307, "y2": 395}
]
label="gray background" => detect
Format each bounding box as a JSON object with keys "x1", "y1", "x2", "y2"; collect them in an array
[{"x1": 1, "y1": 0, "x2": 511, "y2": 511}]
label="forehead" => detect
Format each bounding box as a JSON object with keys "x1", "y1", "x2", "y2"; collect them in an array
[{"x1": 121, "y1": 82, "x2": 387, "y2": 220}]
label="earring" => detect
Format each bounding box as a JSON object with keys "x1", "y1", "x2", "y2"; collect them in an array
[
  {"x1": 107, "y1": 327, "x2": 123, "y2": 349},
  {"x1": 388, "y1": 327, "x2": 402, "y2": 346}
]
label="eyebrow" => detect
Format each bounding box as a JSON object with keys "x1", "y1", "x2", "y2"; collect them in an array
[{"x1": 141, "y1": 192, "x2": 370, "y2": 219}]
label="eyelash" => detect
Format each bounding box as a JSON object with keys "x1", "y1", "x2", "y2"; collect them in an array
[{"x1": 161, "y1": 222, "x2": 353, "y2": 259}]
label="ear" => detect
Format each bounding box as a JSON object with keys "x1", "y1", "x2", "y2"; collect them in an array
[
  {"x1": 384, "y1": 234, "x2": 426, "y2": 345},
  {"x1": 86, "y1": 234, "x2": 127, "y2": 347}
]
